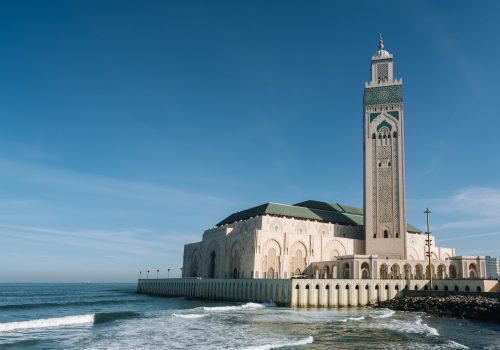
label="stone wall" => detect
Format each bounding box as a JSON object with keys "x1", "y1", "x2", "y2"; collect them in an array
[
  {"x1": 137, "y1": 278, "x2": 497, "y2": 308},
  {"x1": 137, "y1": 278, "x2": 292, "y2": 306}
]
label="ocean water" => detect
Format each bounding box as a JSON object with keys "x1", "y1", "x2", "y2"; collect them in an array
[{"x1": 0, "y1": 284, "x2": 499, "y2": 349}]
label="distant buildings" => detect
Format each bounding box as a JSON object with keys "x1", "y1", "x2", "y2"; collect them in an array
[
  {"x1": 485, "y1": 256, "x2": 500, "y2": 278},
  {"x1": 182, "y1": 37, "x2": 487, "y2": 281}
]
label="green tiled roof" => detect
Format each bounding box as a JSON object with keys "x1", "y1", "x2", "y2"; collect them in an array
[{"x1": 215, "y1": 200, "x2": 421, "y2": 233}]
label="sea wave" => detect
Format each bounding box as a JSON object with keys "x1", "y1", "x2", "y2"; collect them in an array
[
  {"x1": 0, "y1": 298, "x2": 137, "y2": 311},
  {"x1": 0, "y1": 314, "x2": 94, "y2": 332},
  {"x1": 334, "y1": 316, "x2": 366, "y2": 323},
  {"x1": 93, "y1": 311, "x2": 141, "y2": 324},
  {"x1": 0, "y1": 311, "x2": 140, "y2": 332},
  {"x1": 240, "y1": 336, "x2": 314, "y2": 350},
  {"x1": 371, "y1": 309, "x2": 395, "y2": 319},
  {"x1": 447, "y1": 341, "x2": 469, "y2": 349},
  {"x1": 202, "y1": 302, "x2": 273, "y2": 312},
  {"x1": 172, "y1": 313, "x2": 208, "y2": 319},
  {"x1": 397, "y1": 340, "x2": 468, "y2": 349},
  {"x1": 367, "y1": 315, "x2": 439, "y2": 337}
]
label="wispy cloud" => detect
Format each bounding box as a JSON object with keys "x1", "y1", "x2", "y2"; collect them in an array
[
  {"x1": 409, "y1": 186, "x2": 500, "y2": 258},
  {"x1": 430, "y1": 186, "x2": 500, "y2": 231},
  {"x1": 0, "y1": 158, "x2": 230, "y2": 281},
  {"x1": 0, "y1": 158, "x2": 231, "y2": 207},
  {"x1": 439, "y1": 231, "x2": 500, "y2": 242},
  {"x1": 0, "y1": 224, "x2": 181, "y2": 256}
]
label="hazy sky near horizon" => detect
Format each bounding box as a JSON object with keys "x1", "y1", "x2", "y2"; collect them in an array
[{"x1": 1, "y1": 0, "x2": 500, "y2": 282}]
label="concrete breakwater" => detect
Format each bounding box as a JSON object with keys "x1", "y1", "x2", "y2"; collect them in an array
[
  {"x1": 379, "y1": 295, "x2": 500, "y2": 323},
  {"x1": 137, "y1": 278, "x2": 495, "y2": 308}
]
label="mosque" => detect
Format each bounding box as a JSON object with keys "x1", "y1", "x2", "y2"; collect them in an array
[{"x1": 182, "y1": 37, "x2": 486, "y2": 282}]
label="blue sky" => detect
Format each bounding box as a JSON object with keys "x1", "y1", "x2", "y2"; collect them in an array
[{"x1": 1, "y1": 1, "x2": 500, "y2": 282}]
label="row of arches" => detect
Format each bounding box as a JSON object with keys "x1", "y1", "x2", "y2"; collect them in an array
[
  {"x1": 325, "y1": 262, "x2": 479, "y2": 280},
  {"x1": 137, "y1": 278, "x2": 487, "y2": 308}
]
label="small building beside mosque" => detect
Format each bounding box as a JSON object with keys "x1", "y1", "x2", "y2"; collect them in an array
[{"x1": 182, "y1": 37, "x2": 486, "y2": 282}]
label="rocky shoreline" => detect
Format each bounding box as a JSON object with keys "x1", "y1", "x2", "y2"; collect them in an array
[{"x1": 378, "y1": 295, "x2": 500, "y2": 323}]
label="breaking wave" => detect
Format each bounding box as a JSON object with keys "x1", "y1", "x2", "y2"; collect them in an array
[
  {"x1": 172, "y1": 313, "x2": 208, "y2": 319},
  {"x1": 0, "y1": 298, "x2": 137, "y2": 311},
  {"x1": 241, "y1": 336, "x2": 314, "y2": 350},
  {"x1": 202, "y1": 302, "x2": 274, "y2": 312},
  {"x1": 0, "y1": 314, "x2": 94, "y2": 332},
  {"x1": 335, "y1": 316, "x2": 366, "y2": 323},
  {"x1": 93, "y1": 311, "x2": 141, "y2": 324},
  {"x1": 0, "y1": 311, "x2": 140, "y2": 332},
  {"x1": 367, "y1": 315, "x2": 439, "y2": 337},
  {"x1": 447, "y1": 341, "x2": 469, "y2": 349},
  {"x1": 371, "y1": 309, "x2": 395, "y2": 319}
]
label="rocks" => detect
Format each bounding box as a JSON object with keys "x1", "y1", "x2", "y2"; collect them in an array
[{"x1": 378, "y1": 295, "x2": 500, "y2": 323}]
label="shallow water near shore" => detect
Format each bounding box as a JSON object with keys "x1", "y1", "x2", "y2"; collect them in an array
[{"x1": 0, "y1": 283, "x2": 499, "y2": 349}]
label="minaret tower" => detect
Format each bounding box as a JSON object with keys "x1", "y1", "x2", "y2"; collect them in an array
[{"x1": 363, "y1": 35, "x2": 407, "y2": 259}]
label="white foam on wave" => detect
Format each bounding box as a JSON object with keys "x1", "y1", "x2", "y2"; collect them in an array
[
  {"x1": 371, "y1": 309, "x2": 395, "y2": 319},
  {"x1": 335, "y1": 316, "x2": 365, "y2": 323},
  {"x1": 400, "y1": 340, "x2": 468, "y2": 349},
  {"x1": 447, "y1": 340, "x2": 469, "y2": 349},
  {"x1": 347, "y1": 316, "x2": 365, "y2": 321},
  {"x1": 240, "y1": 336, "x2": 314, "y2": 350},
  {"x1": 366, "y1": 315, "x2": 439, "y2": 337},
  {"x1": 172, "y1": 313, "x2": 208, "y2": 319},
  {"x1": 202, "y1": 302, "x2": 271, "y2": 312},
  {"x1": 0, "y1": 314, "x2": 94, "y2": 332}
]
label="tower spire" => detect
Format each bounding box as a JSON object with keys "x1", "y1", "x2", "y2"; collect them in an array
[{"x1": 378, "y1": 33, "x2": 384, "y2": 50}]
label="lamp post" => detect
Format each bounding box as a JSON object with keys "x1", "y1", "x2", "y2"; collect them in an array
[
  {"x1": 138, "y1": 271, "x2": 142, "y2": 279},
  {"x1": 168, "y1": 268, "x2": 171, "y2": 278},
  {"x1": 180, "y1": 267, "x2": 183, "y2": 278},
  {"x1": 156, "y1": 269, "x2": 159, "y2": 279},
  {"x1": 425, "y1": 208, "x2": 433, "y2": 289},
  {"x1": 147, "y1": 270, "x2": 150, "y2": 279}
]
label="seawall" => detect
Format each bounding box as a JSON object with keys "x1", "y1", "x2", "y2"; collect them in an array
[{"x1": 137, "y1": 278, "x2": 496, "y2": 307}]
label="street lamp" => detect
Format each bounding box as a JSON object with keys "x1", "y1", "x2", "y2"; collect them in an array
[
  {"x1": 180, "y1": 267, "x2": 183, "y2": 278},
  {"x1": 425, "y1": 208, "x2": 433, "y2": 289},
  {"x1": 156, "y1": 269, "x2": 159, "y2": 279},
  {"x1": 147, "y1": 270, "x2": 150, "y2": 279},
  {"x1": 168, "y1": 268, "x2": 171, "y2": 278},
  {"x1": 138, "y1": 271, "x2": 142, "y2": 279}
]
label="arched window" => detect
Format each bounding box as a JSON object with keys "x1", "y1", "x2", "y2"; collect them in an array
[
  {"x1": 380, "y1": 127, "x2": 391, "y2": 146},
  {"x1": 383, "y1": 230, "x2": 389, "y2": 238}
]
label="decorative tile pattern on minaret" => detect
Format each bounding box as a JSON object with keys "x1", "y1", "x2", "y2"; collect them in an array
[{"x1": 363, "y1": 35, "x2": 407, "y2": 259}]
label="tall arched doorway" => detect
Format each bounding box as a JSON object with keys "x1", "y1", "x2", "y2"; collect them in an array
[{"x1": 209, "y1": 251, "x2": 216, "y2": 278}]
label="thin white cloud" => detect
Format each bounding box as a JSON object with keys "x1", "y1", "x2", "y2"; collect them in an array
[
  {"x1": 0, "y1": 158, "x2": 232, "y2": 207},
  {"x1": 0, "y1": 224, "x2": 182, "y2": 257},
  {"x1": 415, "y1": 186, "x2": 500, "y2": 231},
  {"x1": 439, "y1": 231, "x2": 500, "y2": 242}
]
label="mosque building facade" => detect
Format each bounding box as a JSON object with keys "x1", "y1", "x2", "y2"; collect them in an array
[{"x1": 182, "y1": 38, "x2": 486, "y2": 282}]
